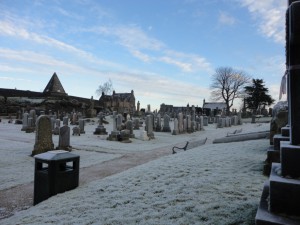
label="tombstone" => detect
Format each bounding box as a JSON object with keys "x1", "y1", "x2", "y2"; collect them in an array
[
  {"x1": 199, "y1": 116, "x2": 204, "y2": 130},
  {"x1": 72, "y1": 126, "x2": 80, "y2": 136},
  {"x1": 53, "y1": 119, "x2": 60, "y2": 135},
  {"x1": 146, "y1": 115, "x2": 155, "y2": 139},
  {"x1": 50, "y1": 117, "x2": 56, "y2": 131},
  {"x1": 125, "y1": 119, "x2": 135, "y2": 138},
  {"x1": 107, "y1": 111, "x2": 119, "y2": 141},
  {"x1": 79, "y1": 119, "x2": 85, "y2": 134},
  {"x1": 178, "y1": 113, "x2": 184, "y2": 133},
  {"x1": 63, "y1": 117, "x2": 69, "y2": 126},
  {"x1": 117, "y1": 114, "x2": 123, "y2": 131},
  {"x1": 187, "y1": 115, "x2": 192, "y2": 133},
  {"x1": 32, "y1": 115, "x2": 54, "y2": 156},
  {"x1": 25, "y1": 117, "x2": 35, "y2": 133},
  {"x1": 183, "y1": 118, "x2": 187, "y2": 133},
  {"x1": 162, "y1": 114, "x2": 171, "y2": 132},
  {"x1": 57, "y1": 125, "x2": 71, "y2": 150},
  {"x1": 172, "y1": 118, "x2": 179, "y2": 135},
  {"x1": 21, "y1": 112, "x2": 29, "y2": 131},
  {"x1": 133, "y1": 118, "x2": 140, "y2": 130},
  {"x1": 94, "y1": 113, "x2": 108, "y2": 135},
  {"x1": 72, "y1": 113, "x2": 78, "y2": 125},
  {"x1": 203, "y1": 116, "x2": 208, "y2": 126},
  {"x1": 29, "y1": 109, "x2": 36, "y2": 126},
  {"x1": 155, "y1": 114, "x2": 162, "y2": 132}
]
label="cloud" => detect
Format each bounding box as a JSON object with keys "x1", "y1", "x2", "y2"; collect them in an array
[
  {"x1": 239, "y1": 0, "x2": 286, "y2": 44},
  {"x1": 219, "y1": 11, "x2": 236, "y2": 26}
]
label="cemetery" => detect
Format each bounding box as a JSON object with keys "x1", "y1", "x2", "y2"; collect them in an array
[{"x1": 0, "y1": 1, "x2": 300, "y2": 224}]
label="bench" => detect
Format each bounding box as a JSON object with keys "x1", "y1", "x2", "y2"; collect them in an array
[
  {"x1": 227, "y1": 128, "x2": 242, "y2": 136},
  {"x1": 172, "y1": 138, "x2": 208, "y2": 154},
  {"x1": 172, "y1": 141, "x2": 189, "y2": 154}
]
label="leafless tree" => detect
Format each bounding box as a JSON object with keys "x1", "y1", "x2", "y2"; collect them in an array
[
  {"x1": 96, "y1": 79, "x2": 113, "y2": 96},
  {"x1": 210, "y1": 67, "x2": 251, "y2": 115}
]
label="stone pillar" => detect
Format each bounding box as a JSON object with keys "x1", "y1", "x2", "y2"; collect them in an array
[{"x1": 178, "y1": 113, "x2": 183, "y2": 133}]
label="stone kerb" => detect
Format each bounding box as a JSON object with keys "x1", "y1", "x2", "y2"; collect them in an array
[{"x1": 32, "y1": 115, "x2": 54, "y2": 156}]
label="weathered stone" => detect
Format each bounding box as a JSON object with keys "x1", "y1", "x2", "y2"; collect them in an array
[{"x1": 32, "y1": 115, "x2": 54, "y2": 156}]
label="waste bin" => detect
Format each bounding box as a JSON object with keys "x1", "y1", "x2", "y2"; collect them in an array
[{"x1": 34, "y1": 150, "x2": 80, "y2": 205}]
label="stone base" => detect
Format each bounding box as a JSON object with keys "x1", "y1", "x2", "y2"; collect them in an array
[
  {"x1": 269, "y1": 163, "x2": 300, "y2": 216},
  {"x1": 255, "y1": 180, "x2": 300, "y2": 225},
  {"x1": 281, "y1": 126, "x2": 290, "y2": 137},
  {"x1": 281, "y1": 142, "x2": 300, "y2": 178},
  {"x1": 107, "y1": 131, "x2": 119, "y2": 141},
  {"x1": 93, "y1": 126, "x2": 108, "y2": 135},
  {"x1": 263, "y1": 147, "x2": 280, "y2": 176},
  {"x1": 273, "y1": 134, "x2": 289, "y2": 150},
  {"x1": 147, "y1": 132, "x2": 155, "y2": 139}
]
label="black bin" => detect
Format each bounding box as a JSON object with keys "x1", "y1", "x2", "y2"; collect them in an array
[{"x1": 34, "y1": 150, "x2": 80, "y2": 205}]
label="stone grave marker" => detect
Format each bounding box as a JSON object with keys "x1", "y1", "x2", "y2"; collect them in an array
[{"x1": 32, "y1": 115, "x2": 54, "y2": 156}]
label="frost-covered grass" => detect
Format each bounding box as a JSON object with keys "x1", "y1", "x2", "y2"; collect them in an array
[{"x1": 0, "y1": 117, "x2": 269, "y2": 224}]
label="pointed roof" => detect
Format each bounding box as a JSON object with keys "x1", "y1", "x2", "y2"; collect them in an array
[{"x1": 43, "y1": 72, "x2": 67, "y2": 96}]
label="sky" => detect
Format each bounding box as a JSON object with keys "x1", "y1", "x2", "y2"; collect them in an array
[{"x1": 0, "y1": 0, "x2": 287, "y2": 111}]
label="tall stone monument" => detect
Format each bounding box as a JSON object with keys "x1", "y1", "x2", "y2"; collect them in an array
[{"x1": 256, "y1": 1, "x2": 300, "y2": 224}]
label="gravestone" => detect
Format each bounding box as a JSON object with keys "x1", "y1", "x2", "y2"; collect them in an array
[
  {"x1": 21, "y1": 112, "x2": 29, "y2": 131},
  {"x1": 187, "y1": 115, "x2": 192, "y2": 133},
  {"x1": 57, "y1": 125, "x2": 71, "y2": 150},
  {"x1": 72, "y1": 126, "x2": 80, "y2": 136},
  {"x1": 162, "y1": 114, "x2": 171, "y2": 132},
  {"x1": 94, "y1": 112, "x2": 108, "y2": 135},
  {"x1": 107, "y1": 111, "x2": 119, "y2": 141},
  {"x1": 178, "y1": 113, "x2": 183, "y2": 133},
  {"x1": 53, "y1": 119, "x2": 60, "y2": 135},
  {"x1": 125, "y1": 119, "x2": 135, "y2": 138},
  {"x1": 63, "y1": 116, "x2": 69, "y2": 126},
  {"x1": 146, "y1": 115, "x2": 155, "y2": 139},
  {"x1": 133, "y1": 118, "x2": 140, "y2": 130},
  {"x1": 79, "y1": 119, "x2": 85, "y2": 134},
  {"x1": 32, "y1": 115, "x2": 54, "y2": 156},
  {"x1": 155, "y1": 114, "x2": 162, "y2": 132},
  {"x1": 172, "y1": 118, "x2": 179, "y2": 135}
]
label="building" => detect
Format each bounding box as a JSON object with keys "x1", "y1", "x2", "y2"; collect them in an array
[
  {"x1": 202, "y1": 99, "x2": 227, "y2": 115},
  {"x1": 0, "y1": 72, "x2": 98, "y2": 116},
  {"x1": 99, "y1": 90, "x2": 136, "y2": 114}
]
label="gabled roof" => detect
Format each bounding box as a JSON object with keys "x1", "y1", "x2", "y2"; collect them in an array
[{"x1": 43, "y1": 73, "x2": 67, "y2": 96}]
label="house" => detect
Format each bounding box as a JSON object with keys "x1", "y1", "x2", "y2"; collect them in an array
[
  {"x1": 99, "y1": 90, "x2": 136, "y2": 114},
  {"x1": 202, "y1": 99, "x2": 227, "y2": 115}
]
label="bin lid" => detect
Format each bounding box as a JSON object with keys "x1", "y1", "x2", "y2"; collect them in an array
[{"x1": 34, "y1": 150, "x2": 79, "y2": 161}]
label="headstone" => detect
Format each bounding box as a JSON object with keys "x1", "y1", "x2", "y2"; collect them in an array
[
  {"x1": 162, "y1": 114, "x2": 171, "y2": 132},
  {"x1": 32, "y1": 115, "x2": 54, "y2": 156},
  {"x1": 133, "y1": 118, "x2": 140, "y2": 130},
  {"x1": 178, "y1": 113, "x2": 184, "y2": 133},
  {"x1": 72, "y1": 126, "x2": 80, "y2": 136},
  {"x1": 52, "y1": 119, "x2": 60, "y2": 135},
  {"x1": 117, "y1": 114, "x2": 123, "y2": 131},
  {"x1": 21, "y1": 112, "x2": 29, "y2": 131},
  {"x1": 79, "y1": 119, "x2": 85, "y2": 134},
  {"x1": 57, "y1": 125, "x2": 71, "y2": 150},
  {"x1": 126, "y1": 119, "x2": 135, "y2": 138},
  {"x1": 94, "y1": 112, "x2": 108, "y2": 135},
  {"x1": 146, "y1": 115, "x2": 155, "y2": 139},
  {"x1": 203, "y1": 116, "x2": 208, "y2": 126},
  {"x1": 187, "y1": 115, "x2": 192, "y2": 133},
  {"x1": 63, "y1": 116, "x2": 69, "y2": 126},
  {"x1": 172, "y1": 118, "x2": 179, "y2": 135}
]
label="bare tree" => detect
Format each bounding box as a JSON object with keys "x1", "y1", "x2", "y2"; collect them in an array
[
  {"x1": 210, "y1": 67, "x2": 251, "y2": 114},
  {"x1": 96, "y1": 79, "x2": 113, "y2": 96}
]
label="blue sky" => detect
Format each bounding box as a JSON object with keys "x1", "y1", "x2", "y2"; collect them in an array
[{"x1": 0, "y1": 0, "x2": 287, "y2": 110}]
